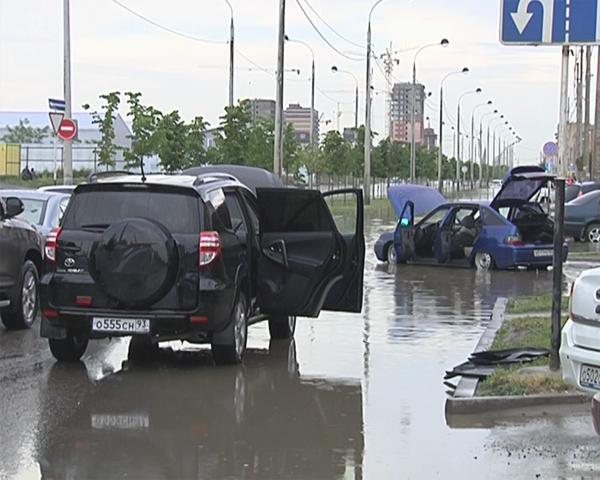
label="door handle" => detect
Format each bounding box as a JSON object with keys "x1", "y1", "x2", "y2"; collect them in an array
[{"x1": 263, "y1": 240, "x2": 289, "y2": 268}]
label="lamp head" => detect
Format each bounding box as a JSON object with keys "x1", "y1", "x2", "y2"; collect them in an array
[{"x1": 441, "y1": 39, "x2": 450, "y2": 47}]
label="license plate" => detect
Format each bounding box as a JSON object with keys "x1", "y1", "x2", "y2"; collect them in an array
[
  {"x1": 580, "y1": 364, "x2": 600, "y2": 390},
  {"x1": 92, "y1": 317, "x2": 150, "y2": 334},
  {"x1": 534, "y1": 249, "x2": 553, "y2": 258},
  {"x1": 91, "y1": 414, "x2": 150, "y2": 430}
]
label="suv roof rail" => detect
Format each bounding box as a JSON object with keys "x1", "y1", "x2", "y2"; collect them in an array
[
  {"x1": 88, "y1": 170, "x2": 136, "y2": 183},
  {"x1": 193, "y1": 173, "x2": 239, "y2": 186}
]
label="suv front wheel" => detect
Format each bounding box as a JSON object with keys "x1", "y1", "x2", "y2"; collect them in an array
[
  {"x1": 49, "y1": 332, "x2": 89, "y2": 362},
  {"x1": 212, "y1": 294, "x2": 248, "y2": 365}
]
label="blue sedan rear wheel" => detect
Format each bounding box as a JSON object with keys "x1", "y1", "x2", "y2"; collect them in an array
[
  {"x1": 586, "y1": 224, "x2": 600, "y2": 244},
  {"x1": 386, "y1": 243, "x2": 397, "y2": 264},
  {"x1": 474, "y1": 252, "x2": 494, "y2": 272}
]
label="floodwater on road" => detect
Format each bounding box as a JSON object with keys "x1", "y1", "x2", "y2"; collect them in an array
[{"x1": 1, "y1": 206, "x2": 600, "y2": 479}]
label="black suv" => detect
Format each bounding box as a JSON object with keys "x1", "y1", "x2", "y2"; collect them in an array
[
  {"x1": 40, "y1": 170, "x2": 365, "y2": 364},
  {"x1": 0, "y1": 195, "x2": 44, "y2": 329}
]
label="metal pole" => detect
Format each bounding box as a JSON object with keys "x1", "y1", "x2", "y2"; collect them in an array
[
  {"x1": 229, "y1": 16, "x2": 235, "y2": 107},
  {"x1": 411, "y1": 62, "x2": 417, "y2": 183},
  {"x1": 470, "y1": 114, "x2": 475, "y2": 186},
  {"x1": 274, "y1": 0, "x2": 286, "y2": 178},
  {"x1": 492, "y1": 130, "x2": 496, "y2": 179},
  {"x1": 310, "y1": 59, "x2": 315, "y2": 147},
  {"x1": 354, "y1": 85, "x2": 359, "y2": 129},
  {"x1": 437, "y1": 87, "x2": 444, "y2": 192},
  {"x1": 575, "y1": 47, "x2": 584, "y2": 172},
  {"x1": 594, "y1": 46, "x2": 600, "y2": 179},
  {"x1": 63, "y1": 0, "x2": 73, "y2": 185},
  {"x1": 364, "y1": 21, "x2": 373, "y2": 204},
  {"x1": 584, "y1": 46, "x2": 592, "y2": 180},
  {"x1": 550, "y1": 178, "x2": 566, "y2": 371},
  {"x1": 456, "y1": 103, "x2": 461, "y2": 186},
  {"x1": 486, "y1": 125, "x2": 490, "y2": 183},
  {"x1": 52, "y1": 137, "x2": 58, "y2": 184},
  {"x1": 558, "y1": 45, "x2": 570, "y2": 177},
  {"x1": 479, "y1": 121, "x2": 483, "y2": 185}
]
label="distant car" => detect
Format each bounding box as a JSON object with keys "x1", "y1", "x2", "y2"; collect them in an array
[
  {"x1": 566, "y1": 182, "x2": 600, "y2": 203},
  {"x1": 39, "y1": 185, "x2": 78, "y2": 195},
  {"x1": 565, "y1": 190, "x2": 600, "y2": 243},
  {"x1": 0, "y1": 190, "x2": 71, "y2": 237},
  {"x1": 560, "y1": 267, "x2": 600, "y2": 393},
  {"x1": 0, "y1": 196, "x2": 44, "y2": 329},
  {"x1": 375, "y1": 166, "x2": 567, "y2": 271}
]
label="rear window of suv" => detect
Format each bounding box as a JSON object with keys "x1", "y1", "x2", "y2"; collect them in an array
[{"x1": 62, "y1": 187, "x2": 200, "y2": 234}]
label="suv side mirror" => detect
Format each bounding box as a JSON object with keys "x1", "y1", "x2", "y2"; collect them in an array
[{"x1": 4, "y1": 197, "x2": 24, "y2": 219}]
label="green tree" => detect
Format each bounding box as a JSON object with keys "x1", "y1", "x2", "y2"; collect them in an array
[
  {"x1": 83, "y1": 91, "x2": 121, "y2": 170},
  {"x1": 283, "y1": 123, "x2": 301, "y2": 179},
  {"x1": 154, "y1": 111, "x2": 188, "y2": 173},
  {"x1": 245, "y1": 118, "x2": 274, "y2": 170},
  {"x1": 214, "y1": 100, "x2": 252, "y2": 164},
  {"x1": 2, "y1": 118, "x2": 49, "y2": 144},
  {"x1": 123, "y1": 92, "x2": 161, "y2": 170},
  {"x1": 320, "y1": 130, "x2": 351, "y2": 175},
  {"x1": 185, "y1": 116, "x2": 209, "y2": 167}
]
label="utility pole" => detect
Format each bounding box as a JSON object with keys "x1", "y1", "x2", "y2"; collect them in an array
[
  {"x1": 575, "y1": 47, "x2": 584, "y2": 174},
  {"x1": 558, "y1": 45, "x2": 570, "y2": 177},
  {"x1": 411, "y1": 62, "x2": 417, "y2": 183},
  {"x1": 456, "y1": 103, "x2": 461, "y2": 186},
  {"x1": 273, "y1": 0, "x2": 286, "y2": 178},
  {"x1": 470, "y1": 114, "x2": 475, "y2": 187},
  {"x1": 364, "y1": 20, "x2": 373, "y2": 204},
  {"x1": 310, "y1": 58, "x2": 316, "y2": 148},
  {"x1": 584, "y1": 46, "x2": 592, "y2": 180},
  {"x1": 479, "y1": 122, "x2": 483, "y2": 185},
  {"x1": 437, "y1": 87, "x2": 444, "y2": 192},
  {"x1": 486, "y1": 125, "x2": 490, "y2": 183},
  {"x1": 229, "y1": 13, "x2": 235, "y2": 107},
  {"x1": 380, "y1": 44, "x2": 398, "y2": 139},
  {"x1": 593, "y1": 46, "x2": 600, "y2": 179},
  {"x1": 63, "y1": 0, "x2": 73, "y2": 185}
]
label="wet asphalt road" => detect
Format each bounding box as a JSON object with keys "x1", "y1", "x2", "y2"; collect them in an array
[{"x1": 2, "y1": 206, "x2": 600, "y2": 479}]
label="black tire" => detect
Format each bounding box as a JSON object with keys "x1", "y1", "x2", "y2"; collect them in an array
[
  {"x1": 474, "y1": 251, "x2": 495, "y2": 272},
  {"x1": 49, "y1": 332, "x2": 89, "y2": 362},
  {"x1": 585, "y1": 223, "x2": 600, "y2": 244},
  {"x1": 1, "y1": 260, "x2": 39, "y2": 330},
  {"x1": 386, "y1": 243, "x2": 398, "y2": 265},
  {"x1": 268, "y1": 315, "x2": 297, "y2": 340},
  {"x1": 128, "y1": 336, "x2": 159, "y2": 363},
  {"x1": 212, "y1": 295, "x2": 248, "y2": 365}
]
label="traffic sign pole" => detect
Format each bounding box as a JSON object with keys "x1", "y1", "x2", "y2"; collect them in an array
[
  {"x1": 558, "y1": 45, "x2": 570, "y2": 176},
  {"x1": 63, "y1": 0, "x2": 73, "y2": 185}
]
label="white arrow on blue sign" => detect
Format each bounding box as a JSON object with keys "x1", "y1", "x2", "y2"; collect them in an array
[
  {"x1": 501, "y1": 0, "x2": 600, "y2": 45},
  {"x1": 48, "y1": 98, "x2": 66, "y2": 112}
]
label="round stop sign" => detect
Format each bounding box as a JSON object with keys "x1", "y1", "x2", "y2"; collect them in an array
[{"x1": 57, "y1": 118, "x2": 77, "y2": 141}]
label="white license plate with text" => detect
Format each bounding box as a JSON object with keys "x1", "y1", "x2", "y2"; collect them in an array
[
  {"x1": 534, "y1": 249, "x2": 553, "y2": 258},
  {"x1": 580, "y1": 364, "x2": 600, "y2": 390},
  {"x1": 92, "y1": 317, "x2": 150, "y2": 334}
]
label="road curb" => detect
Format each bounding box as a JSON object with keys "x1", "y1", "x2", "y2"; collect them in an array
[{"x1": 446, "y1": 297, "x2": 589, "y2": 414}]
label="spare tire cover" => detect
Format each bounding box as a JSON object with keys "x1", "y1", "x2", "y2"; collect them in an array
[{"x1": 90, "y1": 218, "x2": 179, "y2": 307}]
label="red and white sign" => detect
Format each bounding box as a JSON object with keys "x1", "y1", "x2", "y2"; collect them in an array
[
  {"x1": 49, "y1": 112, "x2": 64, "y2": 135},
  {"x1": 57, "y1": 118, "x2": 77, "y2": 141}
]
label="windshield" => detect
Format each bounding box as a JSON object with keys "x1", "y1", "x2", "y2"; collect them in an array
[
  {"x1": 62, "y1": 188, "x2": 200, "y2": 234},
  {"x1": 15, "y1": 198, "x2": 46, "y2": 225}
]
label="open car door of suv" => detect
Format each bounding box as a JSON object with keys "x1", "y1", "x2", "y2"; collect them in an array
[{"x1": 256, "y1": 188, "x2": 364, "y2": 318}]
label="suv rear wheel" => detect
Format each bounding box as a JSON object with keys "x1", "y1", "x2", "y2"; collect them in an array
[
  {"x1": 1, "y1": 261, "x2": 39, "y2": 330},
  {"x1": 212, "y1": 294, "x2": 248, "y2": 365},
  {"x1": 268, "y1": 315, "x2": 297, "y2": 340},
  {"x1": 49, "y1": 332, "x2": 89, "y2": 362}
]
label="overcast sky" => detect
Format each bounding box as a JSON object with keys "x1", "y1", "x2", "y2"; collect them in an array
[{"x1": 0, "y1": 0, "x2": 576, "y2": 163}]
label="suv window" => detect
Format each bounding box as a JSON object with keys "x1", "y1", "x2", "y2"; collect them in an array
[
  {"x1": 225, "y1": 192, "x2": 248, "y2": 241},
  {"x1": 259, "y1": 190, "x2": 332, "y2": 233},
  {"x1": 63, "y1": 188, "x2": 200, "y2": 234}
]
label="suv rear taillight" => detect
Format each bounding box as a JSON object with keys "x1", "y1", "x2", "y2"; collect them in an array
[
  {"x1": 45, "y1": 227, "x2": 63, "y2": 262},
  {"x1": 199, "y1": 231, "x2": 221, "y2": 267},
  {"x1": 505, "y1": 234, "x2": 524, "y2": 246}
]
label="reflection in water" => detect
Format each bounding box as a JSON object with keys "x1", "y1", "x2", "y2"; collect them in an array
[{"x1": 37, "y1": 342, "x2": 363, "y2": 480}]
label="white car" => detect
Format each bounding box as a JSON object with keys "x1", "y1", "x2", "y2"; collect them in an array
[{"x1": 560, "y1": 267, "x2": 600, "y2": 393}]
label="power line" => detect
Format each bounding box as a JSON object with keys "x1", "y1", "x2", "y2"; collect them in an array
[
  {"x1": 109, "y1": 0, "x2": 226, "y2": 45},
  {"x1": 294, "y1": 0, "x2": 363, "y2": 62},
  {"x1": 300, "y1": 0, "x2": 364, "y2": 50}
]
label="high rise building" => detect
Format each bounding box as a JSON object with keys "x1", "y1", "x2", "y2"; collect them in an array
[
  {"x1": 249, "y1": 99, "x2": 276, "y2": 123},
  {"x1": 423, "y1": 127, "x2": 438, "y2": 151},
  {"x1": 390, "y1": 82, "x2": 425, "y2": 145},
  {"x1": 284, "y1": 103, "x2": 319, "y2": 145}
]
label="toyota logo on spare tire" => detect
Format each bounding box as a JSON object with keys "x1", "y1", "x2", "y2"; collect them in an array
[{"x1": 89, "y1": 218, "x2": 179, "y2": 307}]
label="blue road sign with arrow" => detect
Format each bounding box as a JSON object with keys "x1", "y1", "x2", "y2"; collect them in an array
[{"x1": 501, "y1": 0, "x2": 600, "y2": 45}]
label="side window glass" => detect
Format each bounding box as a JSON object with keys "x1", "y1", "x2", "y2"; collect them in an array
[
  {"x1": 58, "y1": 198, "x2": 69, "y2": 225},
  {"x1": 258, "y1": 190, "x2": 333, "y2": 233},
  {"x1": 243, "y1": 192, "x2": 260, "y2": 235},
  {"x1": 225, "y1": 193, "x2": 248, "y2": 239},
  {"x1": 324, "y1": 192, "x2": 358, "y2": 236},
  {"x1": 419, "y1": 207, "x2": 449, "y2": 229}
]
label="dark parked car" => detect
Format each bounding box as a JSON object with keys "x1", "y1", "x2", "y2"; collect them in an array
[
  {"x1": 1, "y1": 189, "x2": 71, "y2": 237},
  {"x1": 40, "y1": 171, "x2": 365, "y2": 364},
  {"x1": 0, "y1": 196, "x2": 44, "y2": 329},
  {"x1": 565, "y1": 190, "x2": 600, "y2": 242},
  {"x1": 566, "y1": 182, "x2": 600, "y2": 203}
]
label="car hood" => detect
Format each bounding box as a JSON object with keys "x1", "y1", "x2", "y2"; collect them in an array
[
  {"x1": 490, "y1": 166, "x2": 555, "y2": 209},
  {"x1": 388, "y1": 185, "x2": 446, "y2": 219}
]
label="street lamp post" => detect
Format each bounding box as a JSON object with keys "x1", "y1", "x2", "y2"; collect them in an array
[
  {"x1": 286, "y1": 36, "x2": 316, "y2": 148},
  {"x1": 438, "y1": 67, "x2": 469, "y2": 192},
  {"x1": 365, "y1": 0, "x2": 385, "y2": 205},
  {"x1": 481, "y1": 109, "x2": 498, "y2": 184},
  {"x1": 274, "y1": 0, "x2": 286, "y2": 178},
  {"x1": 411, "y1": 39, "x2": 449, "y2": 183},
  {"x1": 223, "y1": 0, "x2": 234, "y2": 107},
  {"x1": 457, "y1": 87, "x2": 482, "y2": 188},
  {"x1": 332, "y1": 66, "x2": 359, "y2": 129},
  {"x1": 63, "y1": 0, "x2": 73, "y2": 185},
  {"x1": 471, "y1": 100, "x2": 492, "y2": 186}
]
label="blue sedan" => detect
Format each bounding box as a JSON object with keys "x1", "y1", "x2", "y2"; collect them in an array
[{"x1": 375, "y1": 166, "x2": 568, "y2": 271}]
